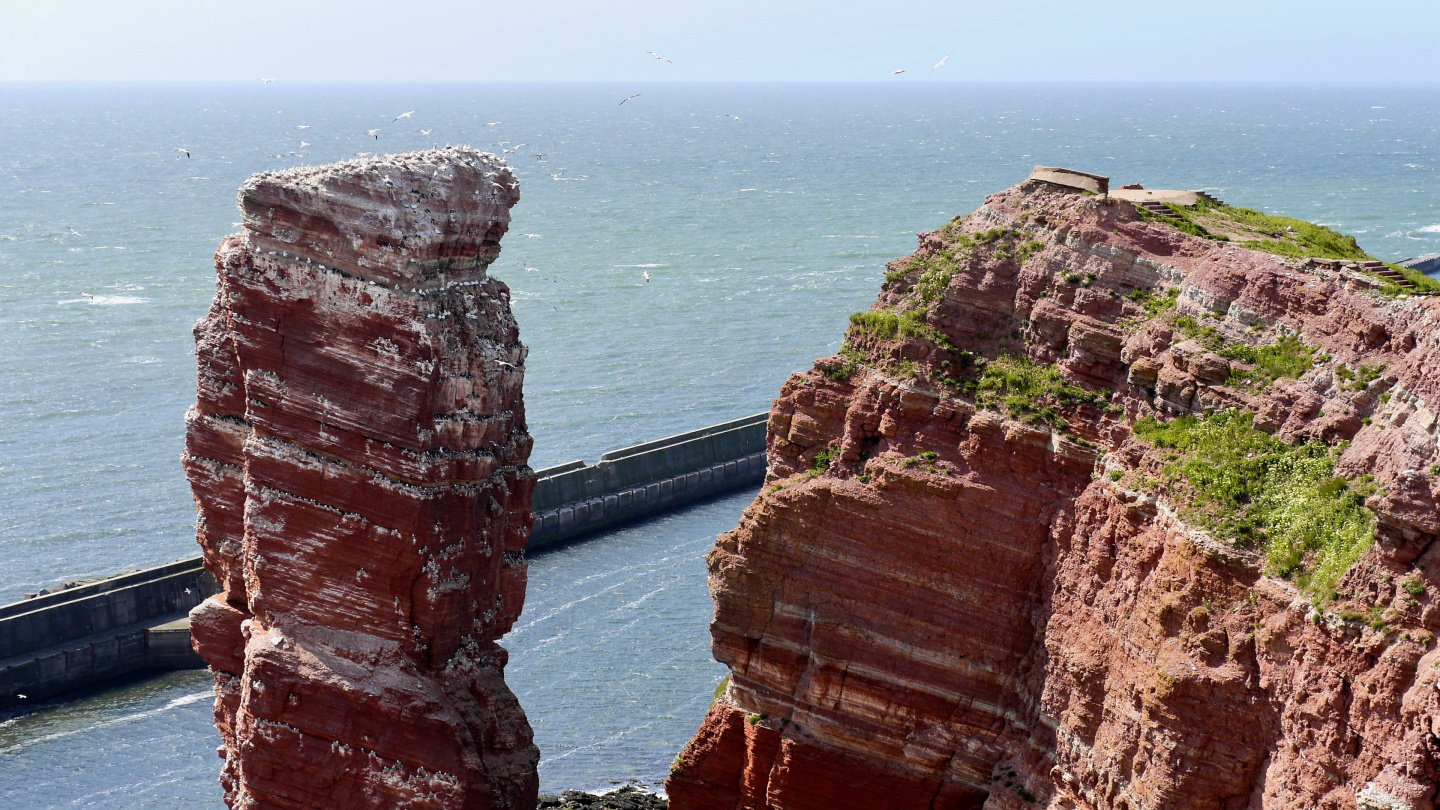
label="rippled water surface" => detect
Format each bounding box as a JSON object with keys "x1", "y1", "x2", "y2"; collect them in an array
[
  {"x1": 0, "y1": 492, "x2": 743, "y2": 806},
  {"x1": 2, "y1": 83, "x2": 1440, "y2": 804}
]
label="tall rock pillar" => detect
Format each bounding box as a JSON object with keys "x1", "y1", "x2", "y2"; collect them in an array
[{"x1": 183, "y1": 148, "x2": 538, "y2": 809}]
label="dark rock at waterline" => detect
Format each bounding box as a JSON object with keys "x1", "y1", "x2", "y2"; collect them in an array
[{"x1": 538, "y1": 786, "x2": 668, "y2": 810}]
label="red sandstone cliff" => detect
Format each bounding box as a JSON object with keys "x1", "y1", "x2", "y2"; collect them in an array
[
  {"x1": 184, "y1": 148, "x2": 537, "y2": 809},
  {"x1": 669, "y1": 180, "x2": 1440, "y2": 809}
]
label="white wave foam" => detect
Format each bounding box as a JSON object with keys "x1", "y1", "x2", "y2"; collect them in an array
[
  {"x1": 1418, "y1": 224, "x2": 1440, "y2": 233},
  {"x1": 614, "y1": 264, "x2": 665, "y2": 268},
  {"x1": 0, "y1": 690, "x2": 211, "y2": 755}
]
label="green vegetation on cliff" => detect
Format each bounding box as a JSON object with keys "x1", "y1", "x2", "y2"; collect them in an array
[
  {"x1": 970, "y1": 354, "x2": 1108, "y2": 430},
  {"x1": 1223, "y1": 335, "x2": 1316, "y2": 388},
  {"x1": 1133, "y1": 410, "x2": 1374, "y2": 601},
  {"x1": 1134, "y1": 196, "x2": 1440, "y2": 293}
]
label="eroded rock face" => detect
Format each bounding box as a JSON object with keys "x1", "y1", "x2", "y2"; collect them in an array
[
  {"x1": 668, "y1": 181, "x2": 1440, "y2": 809},
  {"x1": 184, "y1": 148, "x2": 538, "y2": 809}
]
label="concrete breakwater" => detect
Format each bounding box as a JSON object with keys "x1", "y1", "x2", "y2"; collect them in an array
[
  {"x1": 0, "y1": 412, "x2": 769, "y2": 710},
  {"x1": 529, "y1": 412, "x2": 768, "y2": 548},
  {"x1": 0, "y1": 559, "x2": 213, "y2": 710}
]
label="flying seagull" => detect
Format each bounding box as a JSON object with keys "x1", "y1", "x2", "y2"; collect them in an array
[
  {"x1": 486, "y1": 121, "x2": 502, "y2": 126},
  {"x1": 420, "y1": 129, "x2": 434, "y2": 135},
  {"x1": 365, "y1": 129, "x2": 380, "y2": 139},
  {"x1": 393, "y1": 110, "x2": 416, "y2": 121},
  {"x1": 725, "y1": 114, "x2": 742, "y2": 123},
  {"x1": 619, "y1": 93, "x2": 641, "y2": 106},
  {"x1": 643, "y1": 271, "x2": 651, "y2": 283},
  {"x1": 533, "y1": 153, "x2": 546, "y2": 160},
  {"x1": 299, "y1": 141, "x2": 310, "y2": 148},
  {"x1": 647, "y1": 51, "x2": 672, "y2": 63},
  {"x1": 932, "y1": 55, "x2": 950, "y2": 72},
  {"x1": 891, "y1": 69, "x2": 905, "y2": 75},
  {"x1": 176, "y1": 148, "x2": 190, "y2": 159},
  {"x1": 296, "y1": 124, "x2": 311, "y2": 129},
  {"x1": 260, "y1": 78, "x2": 275, "y2": 84}
]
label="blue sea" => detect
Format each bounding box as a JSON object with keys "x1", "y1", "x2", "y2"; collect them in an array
[{"x1": 2, "y1": 83, "x2": 1439, "y2": 806}]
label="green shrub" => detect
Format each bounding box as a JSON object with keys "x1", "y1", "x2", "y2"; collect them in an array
[
  {"x1": 1133, "y1": 410, "x2": 1374, "y2": 601},
  {"x1": 1223, "y1": 335, "x2": 1315, "y2": 387},
  {"x1": 820, "y1": 346, "x2": 865, "y2": 382},
  {"x1": 972, "y1": 354, "x2": 1108, "y2": 430},
  {"x1": 1173, "y1": 315, "x2": 1228, "y2": 353},
  {"x1": 812, "y1": 446, "x2": 839, "y2": 473},
  {"x1": 849, "y1": 308, "x2": 954, "y2": 350},
  {"x1": 1127, "y1": 286, "x2": 1179, "y2": 318}
]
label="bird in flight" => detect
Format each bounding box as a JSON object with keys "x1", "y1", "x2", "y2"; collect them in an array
[
  {"x1": 619, "y1": 93, "x2": 641, "y2": 106},
  {"x1": 725, "y1": 114, "x2": 742, "y2": 123},
  {"x1": 420, "y1": 129, "x2": 434, "y2": 135},
  {"x1": 891, "y1": 69, "x2": 905, "y2": 75},
  {"x1": 643, "y1": 271, "x2": 651, "y2": 283},
  {"x1": 647, "y1": 51, "x2": 672, "y2": 63},
  {"x1": 521, "y1": 233, "x2": 543, "y2": 239},
  {"x1": 260, "y1": 78, "x2": 275, "y2": 84},
  {"x1": 486, "y1": 121, "x2": 502, "y2": 127},
  {"x1": 393, "y1": 111, "x2": 416, "y2": 121},
  {"x1": 503, "y1": 143, "x2": 527, "y2": 154},
  {"x1": 932, "y1": 55, "x2": 949, "y2": 72},
  {"x1": 533, "y1": 153, "x2": 546, "y2": 160},
  {"x1": 296, "y1": 125, "x2": 311, "y2": 130},
  {"x1": 299, "y1": 141, "x2": 310, "y2": 148},
  {"x1": 68, "y1": 227, "x2": 82, "y2": 237},
  {"x1": 365, "y1": 129, "x2": 380, "y2": 139},
  {"x1": 175, "y1": 147, "x2": 191, "y2": 159}
]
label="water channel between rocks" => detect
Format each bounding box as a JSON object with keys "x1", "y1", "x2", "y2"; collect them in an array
[{"x1": 0, "y1": 491, "x2": 746, "y2": 808}]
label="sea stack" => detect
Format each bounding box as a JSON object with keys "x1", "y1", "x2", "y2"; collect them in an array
[
  {"x1": 668, "y1": 177, "x2": 1440, "y2": 808},
  {"x1": 183, "y1": 148, "x2": 539, "y2": 808}
]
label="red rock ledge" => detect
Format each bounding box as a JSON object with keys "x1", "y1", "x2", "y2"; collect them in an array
[
  {"x1": 184, "y1": 147, "x2": 537, "y2": 809},
  {"x1": 668, "y1": 179, "x2": 1440, "y2": 809}
]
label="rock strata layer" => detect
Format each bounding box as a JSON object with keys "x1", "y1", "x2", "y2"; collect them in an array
[
  {"x1": 669, "y1": 179, "x2": 1440, "y2": 809},
  {"x1": 184, "y1": 148, "x2": 538, "y2": 809}
]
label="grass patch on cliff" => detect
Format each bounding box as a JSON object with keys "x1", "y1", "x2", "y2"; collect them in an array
[
  {"x1": 969, "y1": 354, "x2": 1108, "y2": 430},
  {"x1": 849, "y1": 308, "x2": 954, "y2": 350},
  {"x1": 889, "y1": 227, "x2": 1033, "y2": 301},
  {"x1": 1129, "y1": 197, "x2": 1440, "y2": 292},
  {"x1": 1384, "y1": 263, "x2": 1440, "y2": 293},
  {"x1": 1224, "y1": 335, "x2": 1316, "y2": 387},
  {"x1": 820, "y1": 346, "x2": 866, "y2": 382},
  {"x1": 1133, "y1": 410, "x2": 1374, "y2": 601}
]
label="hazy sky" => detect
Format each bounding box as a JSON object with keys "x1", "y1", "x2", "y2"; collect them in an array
[{"x1": 2, "y1": 0, "x2": 1437, "y2": 83}]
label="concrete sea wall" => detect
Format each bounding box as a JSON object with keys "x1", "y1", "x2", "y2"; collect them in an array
[
  {"x1": 0, "y1": 413, "x2": 769, "y2": 709},
  {"x1": 529, "y1": 413, "x2": 768, "y2": 548},
  {"x1": 0, "y1": 559, "x2": 213, "y2": 710}
]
